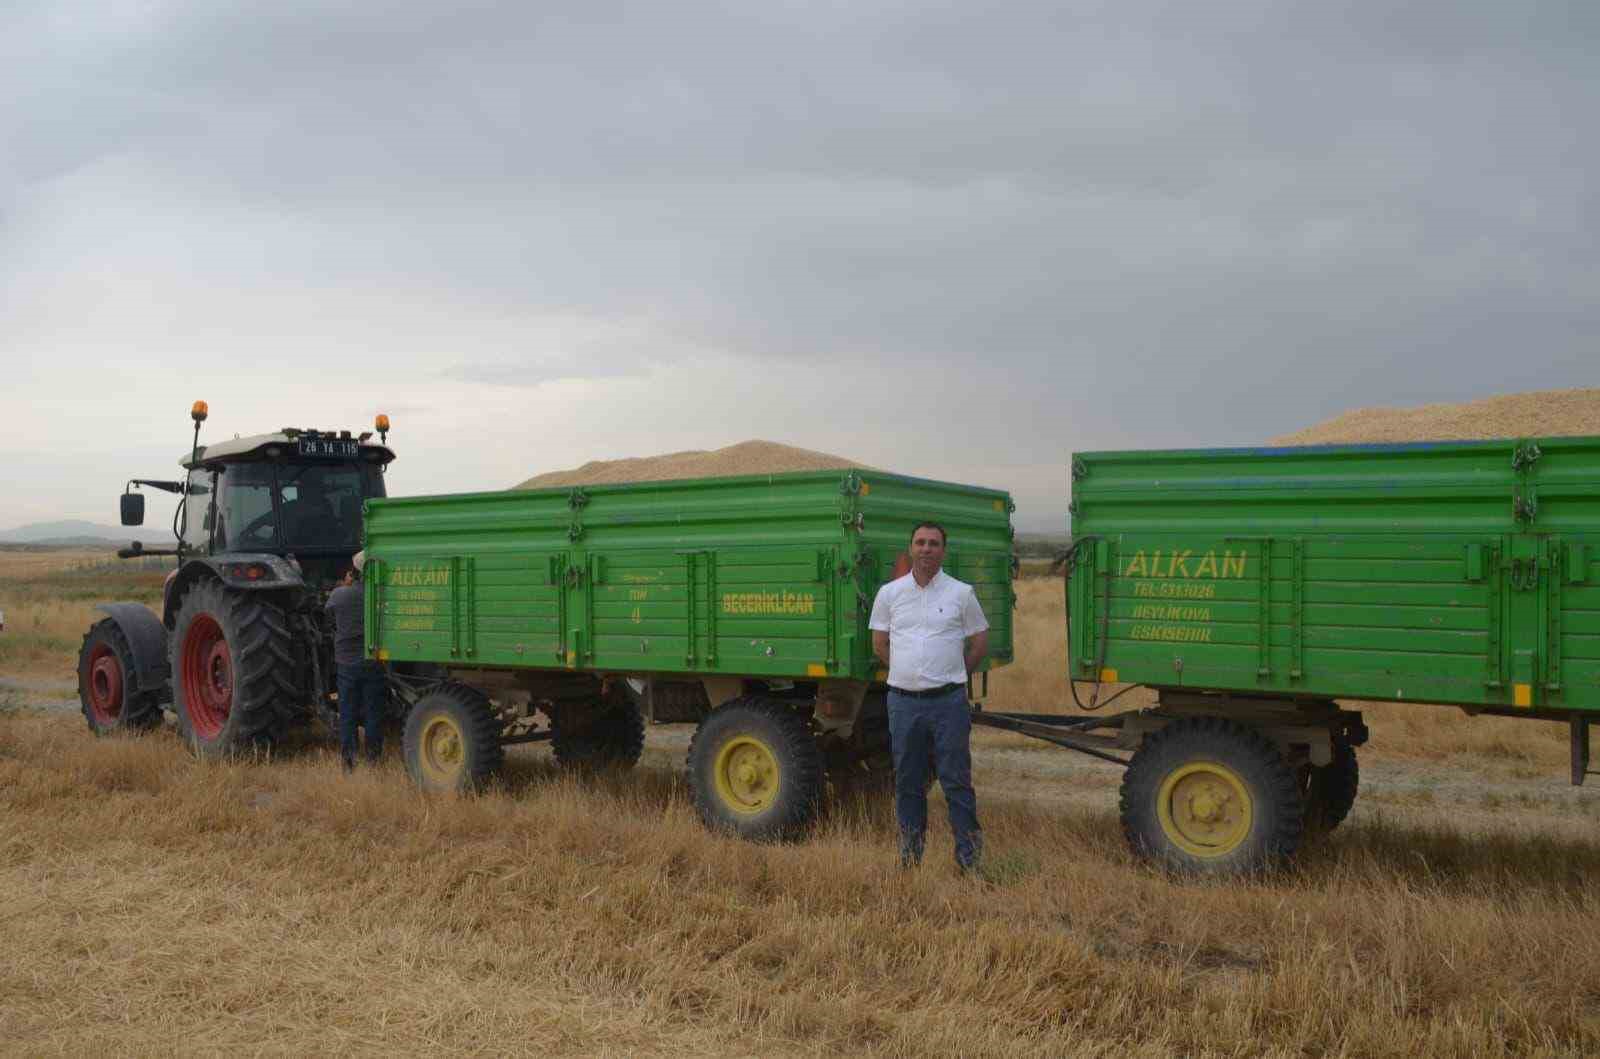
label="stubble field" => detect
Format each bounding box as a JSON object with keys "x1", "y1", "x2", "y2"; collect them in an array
[{"x1": 2, "y1": 547, "x2": 1599, "y2": 1056}]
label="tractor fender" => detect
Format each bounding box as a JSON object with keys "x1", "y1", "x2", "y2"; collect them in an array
[
  {"x1": 93, "y1": 603, "x2": 170, "y2": 696},
  {"x1": 162, "y1": 554, "x2": 307, "y2": 626}
]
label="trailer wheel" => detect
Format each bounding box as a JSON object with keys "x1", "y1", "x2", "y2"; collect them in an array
[
  {"x1": 403, "y1": 683, "x2": 503, "y2": 792},
  {"x1": 550, "y1": 688, "x2": 645, "y2": 770},
  {"x1": 77, "y1": 619, "x2": 163, "y2": 735},
  {"x1": 1302, "y1": 741, "x2": 1359, "y2": 834},
  {"x1": 171, "y1": 580, "x2": 295, "y2": 758},
  {"x1": 688, "y1": 698, "x2": 823, "y2": 840},
  {"x1": 1120, "y1": 717, "x2": 1304, "y2": 874},
  {"x1": 827, "y1": 748, "x2": 937, "y2": 801}
]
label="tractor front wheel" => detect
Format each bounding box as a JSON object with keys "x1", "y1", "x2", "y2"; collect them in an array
[
  {"x1": 1120, "y1": 716, "x2": 1304, "y2": 875},
  {"x1": 171, "y1": 581, "x2": 295, "y2": 757},
  {"x1": 402, "y1": 683, "x2": 503, "y2": 792},
  {"x1": 688, "y1": 698, "x2": 823, "y2": 840},
  {"x1": 77, "y1": 619, "x2": 163, "y2": 735}
]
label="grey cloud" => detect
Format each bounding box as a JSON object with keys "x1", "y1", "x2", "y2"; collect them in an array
[{"x1": 2, "y1": 0, "x2": 1598, "y2": 528}]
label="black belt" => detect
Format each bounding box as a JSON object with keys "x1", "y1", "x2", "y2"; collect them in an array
[{"x1": 889, "y1": 682, "x2": 964, "y2": 699}]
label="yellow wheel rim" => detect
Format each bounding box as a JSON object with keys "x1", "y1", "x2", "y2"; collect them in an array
[
  {"x1": 1157, "y1": 761, "x2": 1253, "y2": 858},
  {"x1": 712, "y1": 735, "x2": 781, "y2": 815},
  {"x1": 418, "y1": 713, "x2": 466, "y2": 787}
]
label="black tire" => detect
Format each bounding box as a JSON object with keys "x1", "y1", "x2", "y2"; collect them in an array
[
  {"x1": 1120, "y1": 716, "x2": 1304, "y2": 875},
  {"x1": 826, "y1": 747, "x2": 937, "y2": 801},
  {"x1": 77, "y1": 618, "x2": 163, "y2": 735},
  {"x1": 170, "y1": 580, "x2": 296, "y2": 758},
  {"x1": 550, "y1": 686, "x2": 646, "y2": 770},
  {"x1": 402, "y1": 682, "x2": 503, "y2": 792},
  {"x1": 1302, "y1": 741, "x2": 1359, "y2": 835},
  {"x1": 688, "y1": 697, "x2": 824, "y2": 840},
  {"x1": 826, "y1": 748, "x2": 896, "y2": 801}
]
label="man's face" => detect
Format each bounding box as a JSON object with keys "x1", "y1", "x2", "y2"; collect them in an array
[{"x1": 910, "y1": 528, "x2": 945, "y2": 578}]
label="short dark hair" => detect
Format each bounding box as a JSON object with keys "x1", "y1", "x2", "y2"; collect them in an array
[{"x1": 909, "y1": 520, "x2": 947, "y2": 546}]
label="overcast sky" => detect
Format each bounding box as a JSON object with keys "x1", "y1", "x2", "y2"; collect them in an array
[{"x1": 3, "y1": 1, "x2": 1595, "y2": 534}]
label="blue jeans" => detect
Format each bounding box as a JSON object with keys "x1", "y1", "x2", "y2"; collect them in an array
[
  {"x1": 888, "y1": 686, "x2": 982, "y2": 868},
  {"x1": 336, "y1": 661, "x2": 387, "y2": 765}
]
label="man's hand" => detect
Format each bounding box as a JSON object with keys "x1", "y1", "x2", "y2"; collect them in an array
[
  {"x1": 871, "y1": 629, "x2": 891, "y2": 668},
  {"x1": 964, "y1": 630, "x2": 990, "y2": 676}
]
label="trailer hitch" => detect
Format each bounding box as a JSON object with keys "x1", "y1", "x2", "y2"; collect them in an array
[{"x1": 971, "y1": 709, "x2": 1134, "y2": 767}]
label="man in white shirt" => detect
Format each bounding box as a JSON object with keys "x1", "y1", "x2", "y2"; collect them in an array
[{"x1": 869, "y1": 521, "x2": 990, "y2": 870}]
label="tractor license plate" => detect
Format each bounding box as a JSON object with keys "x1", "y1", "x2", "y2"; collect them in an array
[{"x1": 296, "y1": 438, "x2": 360, "y2": 458}]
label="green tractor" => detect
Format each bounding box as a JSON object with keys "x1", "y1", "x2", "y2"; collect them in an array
[{"x1": 77, "y1": 400, "x2": 396, "y2": 755}]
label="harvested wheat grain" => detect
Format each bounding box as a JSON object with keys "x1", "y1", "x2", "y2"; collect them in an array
[
  {"x1": 1273, "y1": 388, "x2": 1600, "y2": 445},
  {"x1": 514, "y1": 439, "x2": 868, "y2": 489}
]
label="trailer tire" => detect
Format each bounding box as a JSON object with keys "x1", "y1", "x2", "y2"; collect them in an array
[
  {"x1": 171, "y1": 581, "x2": 295, "y2": 758},
  {"x1": 1120, "y1": 716, "x2": 1304, "y2": 875},
  {"x1": 1302, "y1": 742, "x2": 1359, "y2": 834},
  {"x1": 827, "y1": 749, "x2": 937, "y2": 801},
  {"x1": 403, "y1": 683, "x2": 503, "y2": 792},
  {"x1": 550, "y1": 689, "x2": 646, "y2": 770},
  {"x1": 78, "y1": 618, "x2": 164, "y2": 735},
  {"x1": 688, "y1": 697, "x2": 823, "y2": 840}
]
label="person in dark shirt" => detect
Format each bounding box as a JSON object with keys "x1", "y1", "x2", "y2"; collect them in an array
[{"x1": 326, "y1": 550, "x2": 385, "y2": 768}]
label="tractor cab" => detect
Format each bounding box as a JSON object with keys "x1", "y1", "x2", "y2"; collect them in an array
[
  {"x1": 117, "y1": 404, "x2": 395, "y2": 591},
  {"x1": 174, "y1": 428, "x2": 393, "y2": 587}
]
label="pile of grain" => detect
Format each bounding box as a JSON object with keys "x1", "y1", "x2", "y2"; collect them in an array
[
  {"x1": 1273, "y1": 388, "x2": 1600, "y2": 445},
  {"x1": 515, "y1": 439, "x2": 866, "y2": 489}
]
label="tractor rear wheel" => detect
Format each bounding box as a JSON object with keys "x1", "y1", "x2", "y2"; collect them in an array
[
  {"x1": 171, "y1": 581, "x2": 295, "y2": 758},
  {"x1": 77, "y1": 618, "x2": 163, "y2": 735},
  {"x1": 402, "y1": 683, "x2": 503, "y2": 792},
  {"x1": 1302, "y1": 741, "x2": 1359, "y2": 835},
  {"x1": 1120, "y1": 716, "x2": 1304, "y2": 875},
  {"x1": 549, "y1": 685, "x2": 646, "y2": 770},
  {"x1": 688, "y1": 697, "x2": 823, "y2": 840}
]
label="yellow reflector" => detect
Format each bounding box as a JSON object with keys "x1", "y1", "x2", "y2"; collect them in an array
[
  {"x1": 375, "y1": 648, "x2": 390, "y2": 661},
  {"x1": 1513, "y1": 683, "x2": 1532, "y2": 707},
  {"x1": 993, "y1": 499, "x2": 1004, "y2": 512},
  {"x1": 1100, "y1": 668, "x2": 1119, "y2": 683},
  {"x1": 805, "y1": 663, "x2": 827, "y2": 677},
  {"x1": 859, "y1": 482, "x2": 870, "y2": 496},
  {"x1": 566, "y1": 650, "x2": 576, "y2": 667},
  {"x1": 874, "y1": 668, "x2": 888, "y2": 682}
]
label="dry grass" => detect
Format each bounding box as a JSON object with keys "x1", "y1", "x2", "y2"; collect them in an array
[
  {"x1": 0, "y1": 549, "x2": 169, "y2": 679},
  {"x1": 2, "y1": 713, "x2": 1598, "y2": 1056},
  {"x1": 5, "y1": 550, "x2": 1600, "y2": 1054}
]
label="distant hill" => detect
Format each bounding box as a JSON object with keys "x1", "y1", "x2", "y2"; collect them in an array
[
  {"x1": 1273, "y1": 388, "x2": 1600, "y2": 445},
  {"x1": 515, "y1": 440, "x2": 866, "y2": 489},
  {"x1": 0, "y1": 520, "x2": 129, "y2": 545}
]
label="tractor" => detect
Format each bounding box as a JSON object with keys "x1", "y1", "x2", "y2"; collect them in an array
[{"x1": 76, "y1": 400, "x2": 395, "y2": 755}]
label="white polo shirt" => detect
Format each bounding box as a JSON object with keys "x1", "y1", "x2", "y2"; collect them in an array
[{"x1": 869, "y1": 570, "x2": 989, "y2": 691}]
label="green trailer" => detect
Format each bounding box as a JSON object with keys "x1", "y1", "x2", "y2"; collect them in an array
[
  {"x1": 1051, "y1": 435, "x2": 1600, "y2": 873},
  {"x1": 362, "y1": 468, "x2": 1015, "y2": 837}
]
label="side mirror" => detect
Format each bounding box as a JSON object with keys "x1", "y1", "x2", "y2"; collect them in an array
[{"x1": 120, "y1": 492, "x2": 145, "y2": 527}]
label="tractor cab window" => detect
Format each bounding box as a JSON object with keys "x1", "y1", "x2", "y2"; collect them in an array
[
  {"x1": 215, "y1": 462, "x2": 280, "y2": 552},
  {"x1": 181, "y1": 470, "x2": 213, "y2": 551},
  {"x1": 277, "y1": 462, "x2": 369, "y2": 549}
]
